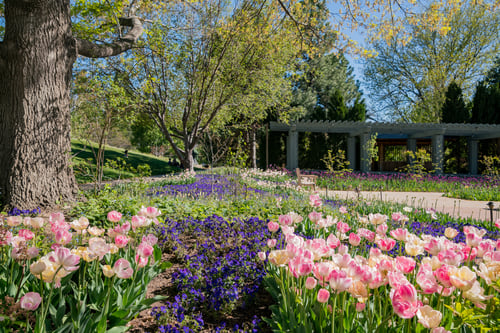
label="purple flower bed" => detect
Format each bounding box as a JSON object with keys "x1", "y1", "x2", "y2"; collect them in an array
[
  {"x1": 151, "y1": 174, "x2": 267, "y2": 199},
  {"x1": 153, "y1": 214, "x2": 283, "y2": 332}
]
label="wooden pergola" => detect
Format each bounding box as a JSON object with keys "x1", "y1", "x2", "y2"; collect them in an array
[{"x1": 268, "y1": 121, "x2": 500, "y2": 174}]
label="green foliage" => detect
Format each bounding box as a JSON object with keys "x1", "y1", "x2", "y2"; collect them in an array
[
  {"x1": 480, "y1": 155, "x2": 500, "y2": 177},
  {"x1": 365, "y1": 2, "x2": 499, "y2": 122},
  {"x1": 471, "y1": 58, "x2": 500, "y2": 124},
  {"x1": 400, "y1": 148, "x2": 432, "y2": 175},
  {"x1": 321, "y1": 149, "x2": 351, "y2": 174},
  {"x1": 441, "y1": 82, "x2": 470, "y2": 123},
  {"x1": 291, "y1": 53, "x2": 365, "y2": 122},
  {"x1": 366, "y1": 133, "x2": 379, "y2": 163}
]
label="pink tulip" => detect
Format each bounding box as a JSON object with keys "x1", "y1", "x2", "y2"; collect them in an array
[
  {"x1": 495, "y1": 219, "x2": 500, "y2": 228},
  {"x1": 48, "y1": 247, "x2": 80, "y2": 272},
  {"x1": 137, "y1": 242, "x2": 154, "y2": 258},
  {"x1": 466, "y1": 233, "x2": 482, "y2": 248},
  {"x1": 309, "y1": 194, "x2": 322, "y2": 207},
  {"x1": 135, "y1": 254, "x2": 149, "y2": 268},
  {"x1": 88, "y1": 237, "x2": 110, "y2": 259},
  {"x1": 390, "y1": 283, "x2": 421, "y2": 319},
  {"x1": 356, "y1": 302, "x2": 366, "y2": 312},
  {"x1": 107, "y1": 210, "x2": 122, "y2": 223},
  {"x1": 339, "y1": 206, "x2": 348, "y2": 214},
  {"x1": 437, "y1": 249, "x2": 464, "y2": 266},
  {"x1": 257, "y1": 252, "x2": 266, "y2": 261},
  {"x1": 337, "y1": 244, "x2": 348, "y2": 254},
  {"x1": 388, "y1": 271, "x2": 409, "y2": 288},
  {"x1": 20, "y1": 292, "x2": 42, "y2": 311},
  {"x1": 55, "y1": 229, "x2": 72, "y2": 245},
  {"x1": 434, "y1": 265, "x2": 453, "y2": 288},
  {"x1": 314, "y1": 262, "x2": 334, "y2": 285},
  {"x1": 49, "y1": 212, "x2": 65, "y2": 223},
  {"x1": 376, "y1": 237, "x2": 396, "y2": 251},
  {"x1": 395, "y1": 256, "x2": 416, "y2": 274},
  {"x1": 424, "y1": 238, "x2": 444, "y2": 256},
  {"x1": 326, "y1": 234, "x2": 340, "y2": 249},
  {"x1": 50, "y1": 220, "x2": 70, "y2": 234},
  {"x1": 358, "y1": 228, "x2": 375, "y2": 242},
  {"x1": 115, "y1": 235, "x2": 129, "y2": 248},
  {"x1": 391, "y1": 212, "x2": 406, "y2": 222},
  {"x1": 416, "y1": 264, "x2": 440, "y2": 294},
  {"x1": 18, "y1": 229, "x2": 35, "y2": 241},
  {"x1": 336, "y1": 221, "x2": 351, "y2": 234},
  {"x1": 289, "y1": 255, "x2": 314, "y2": 278},
  {"x1": 376, "y1": 223, "x2": 388, "y2": 235},
  {"x1": 113, "y1": 258, "x2": 133, "y2": 279},
  {"x1": 278, "y1": 214, "x2": 294, "y2": 226},
  {"x1": 349, "y1": 233, "x2": 361, "y2": 246},
  {"x1": 267, "y1": 221, "x2": 280, "y2": 232},
  {"x1": 27, "y1": 247, "x2": 40, "y2": 259},
  {"x1": 431, "y1": 328, "x2": 451, "y2": 333},
  {"x1": 476, "y1": 240, "x2": 495, "y2": 257},
  {"x1": 0, "y1": 231, "x2": 12, "y2": 246},
  {"x1": 317, "y1": 288, "x2": 330, "y2": 303},
  {"x1": 267, "y1": 239, "x2": 277, "y2": 248},
  {"x1": 138, "y1": 206, "x2": 161, "y2": 219},
  {"x1": 329, "y1": 269, "x2": 353, "y2": 292},
  {"x1": 390, "y1": 228, "x2": 408, "y2": 241},
  {"x1": 7, "y1": 216, "x2": 23, "y2": 227},
  {"x1": 305, "y1": 277, "x2": 317, "y2": 289},
  {"x1": 131, "y1": 215, "x2": 147, "y2": 229},
  {"x1": 308, "y1": 211, "x2": 322, "y2": 224},
  {"x1": 142, "y1": 234, "x2": 158, "y2": 246}
]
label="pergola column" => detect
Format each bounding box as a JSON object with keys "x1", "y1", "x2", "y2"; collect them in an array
[
  {"x1": 360, "y1": 133, "x2": 371, "y2": 173},
  {"x1": 286, "y1": 126, "x2": 299, "y2": 170},
  {"x1": 468, "y1": 137, "x2": 478, "y2": 175},
  {"x1": 407, "y1": 138, "x2": 417, "y2": 166},
  {"x1": 347, "y1": 136, "x2": 356, "y2": 170},
  {"x1": 432, "y1": 134, "x2": 444, "y2": 174}
]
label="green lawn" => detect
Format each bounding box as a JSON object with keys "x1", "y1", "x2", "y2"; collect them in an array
[{"x1": 71, "y1": 140, "x2": 180, "y2": 183}]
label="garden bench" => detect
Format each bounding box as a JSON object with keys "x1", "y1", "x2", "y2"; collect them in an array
[{"x1": 296, "y1": 168, "x2": 318, "y2": 190}]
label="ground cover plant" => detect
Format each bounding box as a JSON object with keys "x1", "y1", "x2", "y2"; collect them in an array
[{"x1": 1, "y1": 168, "x2": 499, "y2": 332}]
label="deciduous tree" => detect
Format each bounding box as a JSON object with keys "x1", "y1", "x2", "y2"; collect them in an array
[
  {"x1": 0, "y1": 0, "x2": 143, "y2": 209},
  {"x1": 364, "y1": 2, "x2": 499, "y2": 122}
]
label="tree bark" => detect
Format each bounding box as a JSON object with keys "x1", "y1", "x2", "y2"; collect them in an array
[
  {"x1": 0, "y1": 0, "x2": 142, "y2": 210},
  {"x1": 0, "y1": 0, "x2": 78, "y2": 210}
]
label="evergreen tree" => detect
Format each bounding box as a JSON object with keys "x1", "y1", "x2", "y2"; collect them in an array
[{"x1": 441, "y1": 82, "x2": 469, "y2": 123}]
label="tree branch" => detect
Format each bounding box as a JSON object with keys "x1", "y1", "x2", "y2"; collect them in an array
[{"x1": 75, "y1": 17, "x2": 143, "y2": 58}]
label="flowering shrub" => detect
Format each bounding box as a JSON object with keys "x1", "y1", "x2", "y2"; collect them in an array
[
  {"x1": 263, "y1": 196, "x2": 500, "y2": 332},
  {"x1": 0, "y1": 207, "x2": 168, "y2": 333}
]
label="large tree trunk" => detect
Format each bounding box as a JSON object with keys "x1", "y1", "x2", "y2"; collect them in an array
[
  {"x1": 0, "y1": 1, "x2": 142, "y2": 210},
  {"x1": 0, "y1": 0, "x2": 78, "y2": 210}
]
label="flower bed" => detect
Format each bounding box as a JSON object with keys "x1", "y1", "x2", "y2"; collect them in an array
[
  {"x1": 0, "y1": 207, "x2": 167, "y2": 333},
  {"x1": 262, "y1": 195, "x2": 500, "y2": 332}
]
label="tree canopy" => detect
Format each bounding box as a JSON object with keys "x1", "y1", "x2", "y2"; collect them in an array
[{"x1": 364, "y1": 2, "x2": 499, "y2": 122}]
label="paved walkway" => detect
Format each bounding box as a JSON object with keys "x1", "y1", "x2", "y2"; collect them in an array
[{"x1": 318, "y1": 189, "x2": 499, "y2": 222}]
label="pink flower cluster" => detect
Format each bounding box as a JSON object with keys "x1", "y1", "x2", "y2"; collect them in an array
[
  {"x1": 266, "y1": 211, "x2": 500, "y2": 330},
  {"x1": 1, "y1": 208, "x2": 162, "y2": 310}
]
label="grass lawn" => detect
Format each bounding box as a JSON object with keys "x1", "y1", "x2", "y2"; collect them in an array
[{"x1": 71, "y1": 140, "x2": 180, "y2": 183}]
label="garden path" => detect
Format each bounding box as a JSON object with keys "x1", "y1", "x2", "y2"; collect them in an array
[{"x1": 319, "y1": 189, "x2": 499, "y2": 222}]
